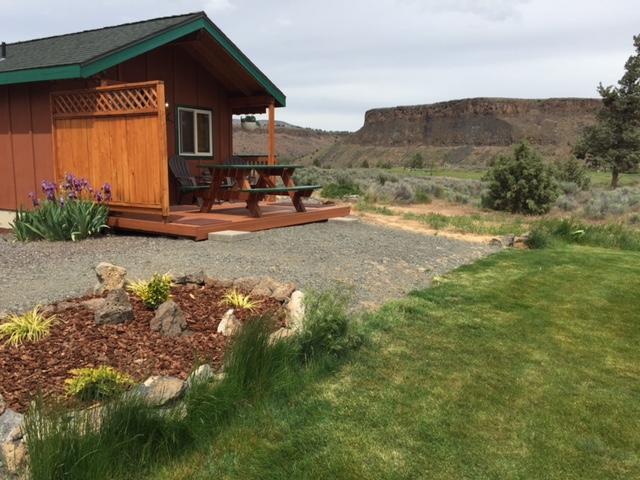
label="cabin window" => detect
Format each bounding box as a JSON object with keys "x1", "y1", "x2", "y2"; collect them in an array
[{"x1": 177, "y1": 107, "x2": 213, "y2": 156}]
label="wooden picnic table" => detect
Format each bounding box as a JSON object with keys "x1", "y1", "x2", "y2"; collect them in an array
[{"x1": 197, "y1": 163, "x2": 319, "y2": 217}]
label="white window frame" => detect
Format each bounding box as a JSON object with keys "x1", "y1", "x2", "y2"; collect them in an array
[{"x1": 177, "y1": 107, "x2": 213, "y2": 157}]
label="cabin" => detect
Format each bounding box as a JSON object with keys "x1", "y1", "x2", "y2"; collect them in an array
[{"x1": 0, "y1": 12, "x2": 348, "y2": 239}]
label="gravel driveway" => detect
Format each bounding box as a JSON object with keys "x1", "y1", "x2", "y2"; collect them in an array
[{"x1": 0, "y1": 220, "x2": 497, "y2": 312}]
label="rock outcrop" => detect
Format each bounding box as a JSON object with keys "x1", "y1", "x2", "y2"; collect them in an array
[{"x1": 348, "y1": 98, "x2": 601, "y2": 147}]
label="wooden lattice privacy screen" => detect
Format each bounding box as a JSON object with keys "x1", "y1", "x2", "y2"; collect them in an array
[
  {"x1": 52, "y1": 82, "x2": 159, "y2": 118},
  {"x1": 51, "y1": 81, "x2": 169, "y2": 216}
]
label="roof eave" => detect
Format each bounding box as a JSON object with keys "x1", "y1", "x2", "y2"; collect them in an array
[{"x1": 0, "y1": 15, "x2": 286, "y2": 107}]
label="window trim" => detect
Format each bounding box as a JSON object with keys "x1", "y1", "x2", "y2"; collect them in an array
[{"x1": 177, "y1": 106, "x2": 213, "y2": 157}]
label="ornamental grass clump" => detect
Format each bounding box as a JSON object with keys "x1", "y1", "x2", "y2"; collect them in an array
[
  {"x1": 0, "y1": 306, "x2": 57, "y2": 347},
  {"x1": 220, "y1": 289, "x2": 260, "y2": 312},
  {"x1": 127, "y1": 273, "x2": 173, "y2": 309},
  {"x1": 10, "y1": 173, "x2": 111, "y2": 242},
  {"x1": 64, "y1": 366, "x2": 134, "y2": 402}
]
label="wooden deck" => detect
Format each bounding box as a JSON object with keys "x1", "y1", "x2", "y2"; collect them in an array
[{"x1": 108, "y1": 201, "x2": 351, "y2": 240}]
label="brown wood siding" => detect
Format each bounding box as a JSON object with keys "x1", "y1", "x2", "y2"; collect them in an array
[{"x1": 0, "y1": 41, "x2": 234, "y2": 211}]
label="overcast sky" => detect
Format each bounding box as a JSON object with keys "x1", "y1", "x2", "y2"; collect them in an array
[{"x1": 3, "y1": 0, "x2": 640, "y2": 131}]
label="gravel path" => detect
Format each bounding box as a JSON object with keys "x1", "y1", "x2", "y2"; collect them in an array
[{"x1": 0, "y1": 221, "x2": 497, "y2": 312}]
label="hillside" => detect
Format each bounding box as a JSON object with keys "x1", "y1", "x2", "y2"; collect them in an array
[
  {"x1": 232, "y1": 123, "x2": 344, "y2": 163},
  {"x1": 306, "y1": 98, "x2": 601, "y2": 168}
]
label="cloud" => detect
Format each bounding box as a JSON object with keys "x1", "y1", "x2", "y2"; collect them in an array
[
  {"x1": 202, "y1": 0, "x2": 234, "y2": 12},
  {"x1": 2, "y1": 0, "x2": 639, "y2": 130}
]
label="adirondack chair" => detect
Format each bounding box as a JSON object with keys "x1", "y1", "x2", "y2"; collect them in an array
[{"x1": 169, "y1": 156, "x2": 211, "y2": 204}]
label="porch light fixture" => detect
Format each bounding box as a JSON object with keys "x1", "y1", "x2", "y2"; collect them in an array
[{"x1": 165, "y1": 102, "x2": 169, "y2": 108}]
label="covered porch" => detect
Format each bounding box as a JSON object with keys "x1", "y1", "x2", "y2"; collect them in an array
[{"x1": 49, "y1": 80, "x2": 347, "y2": 240}]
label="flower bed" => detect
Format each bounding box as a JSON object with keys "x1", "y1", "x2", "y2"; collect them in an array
[{"x1": 0, "y1": 282, "x2": 284, "y2": 412}]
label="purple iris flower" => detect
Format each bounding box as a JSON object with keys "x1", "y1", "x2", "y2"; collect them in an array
[
  {"x1": 28, "y1": 192, "x2": 40, "y2": 207},
  {"x1": 41, "y1": 180, "x2": 57, "y2": 202},
  {"x1": 102, "y1": 183, "x2": 112, "y2": 202}
]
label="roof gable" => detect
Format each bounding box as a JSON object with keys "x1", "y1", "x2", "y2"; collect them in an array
[{"x1": 0, "y1": 12, "x2": 285, "y2": 107}]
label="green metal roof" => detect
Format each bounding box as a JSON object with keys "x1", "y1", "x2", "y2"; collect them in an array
[{"x1": 0, "y1": 12, "x2": 285, "y2": 107}]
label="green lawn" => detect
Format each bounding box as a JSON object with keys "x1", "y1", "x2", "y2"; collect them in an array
[
  {"x1": 151, "y1": 246, "x2": 640, "y2": 479},
  {"x1": 389, "y1": 166, "x2": 640, "y2": 187}
]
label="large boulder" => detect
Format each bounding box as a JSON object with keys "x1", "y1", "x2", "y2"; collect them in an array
[
  {"x1": 150, "y1": 300, "x2": 187, "y2": 337},
  {"x1": 0, "y1": 409, "x2": 26, "y2": 475},
  {"x1": 133, "y1": 376, "x2": 185, "y2": 406},
  {"x1": 94, "y1": 262, "x2": 127, "y2": 294},
  {"x1": 286, "y1": 290, "x2": 305, "y2": 331},
  {"x1": 94, "y1": 288, "x2": 134, "y2": 325},
  {"x1": 217, "y1": 309, "x2": 241, "y2": 337}
]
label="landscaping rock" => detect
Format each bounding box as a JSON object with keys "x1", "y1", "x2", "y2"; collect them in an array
[
  {"x1": 0, "y1": 409, "x2": 26, "y2": 475},
  {"x1": 186, "y1": 364, "x2": 214, "y2": 388},
  {"x1": 134, "y1": 376, "x2": 185, "y2": 406},
  {"x1": 175, "y1": 271, "x2": 206, "y2": 285},
  {"x1": 94, "y1": 262, "x2": 127, "y2": 294},
  {"x1": 286, "y1": 290, "x2": 305, "y2": 331},
  {"x1": 0, "y1": 439, "x2": 26, "y2": 475},
  {"x1": 94, "y1": 288, "x2": 133, "y2": 325},
  {"x1": 81, "y1": 297, "x2": 106, "y2": 312},
  {"x1": 150, "y1": 300, "x2": 187, "y2": 337},
  {"x1": 271, "y1": 282, "x2": 296, "y2": 302},
  {"x1": 0, "y1": 394, "x2": 5, "y2": 417},
  {"x1": 232, "y1": 276, "x2": 260, "y2": 292},
  {"x1": 250, "y1": 276, "x2": 280, "y2": 297},
  {"x1": 514, "y1": 234, "x2": 529, "y2": 248},
  {"x1": 217, "y1": 309, "x2": 241, "y2": 336},
  {"x1": 269, "y1": 327, "x2": 296, "y2": 344},
  {"x1": 0, "y1": 409, "x2": 22, "y2": 443}
]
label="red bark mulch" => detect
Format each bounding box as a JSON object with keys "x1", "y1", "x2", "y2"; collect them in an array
[{"x1": 0, "y1": 285, "x2": 284, "y2": 412}]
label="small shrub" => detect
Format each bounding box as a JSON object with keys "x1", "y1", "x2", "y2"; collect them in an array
[
  {"x1": 321, "y1": 174, "x2": 362, "y2": 198},
  {"x1": 376, "y1": 160, "x2": 392, "y2": 169},
  {"x1": 414, "y1": 188, "x2": 433, "y2": 204},
  {"x1": 11, "y1": 173, "x2": 111, "y2": 242},
  {"x1": 555, "y1": 195, "x2": 580, "y2": 212},
  {"x1": 297, "y1": 289, "x2": 362, "y2": 361},
  {"x1": 127, "y1": 273, "x2": 173, "y2": 309},
  {"x1": 220, "y1": 289, "x2": 260, "y2": 312},
  {"x1": 360, "y1": 159, "x2": 370, "y2": 168},
  {"x1": 481, "y1": 142, "x2": 559, "y2": 214},
  {"x1": 555, "y1": 157, "x2": 591, "y2": 190},
  {"x1": 64, "y1": 366, "x2": 134, "y2": 401},
  {"x1": 404, "y1": 152, "x2": 425, "y2": 169},
  {"x1": 0, "y1": 306, "x2": 57, "y2": 346},
  {"x1": 524, "y1": 228, "x2": 551, "y2": 249}
]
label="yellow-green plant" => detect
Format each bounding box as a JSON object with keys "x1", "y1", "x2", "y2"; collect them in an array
[
  {"x1": 220, "y1": 289, "x2": 260, "y2": 312},
  {"x1": 65, "y1": 366, "x2": 134, "y2": 401},
  {"x1": 0, "y1": 306, "x2": 57, "y2": 346},
  {"x1": 127, "y1": 273, "x2": 173, "y2": 309}
]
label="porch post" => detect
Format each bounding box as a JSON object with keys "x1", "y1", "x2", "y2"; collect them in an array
[
  {"x1": 267, "y1": 99, "x2": 276, "y2": 202},
  {"x1": 268, "y1": 99, "x2": 276, "y2": 164}
]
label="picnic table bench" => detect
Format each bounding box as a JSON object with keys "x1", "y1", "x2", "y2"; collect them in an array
[{"x1": 197, "y1": 163, "x2": 320, "y2": 217}]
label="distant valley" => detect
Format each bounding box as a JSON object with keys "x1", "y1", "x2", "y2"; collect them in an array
[{"x1": 234, "y1": 98, "x2": 602, "y2": 167}]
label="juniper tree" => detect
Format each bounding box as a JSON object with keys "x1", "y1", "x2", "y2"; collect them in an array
[{"x1": 574, "y1": 35, "x2": 640, "y2": 188}]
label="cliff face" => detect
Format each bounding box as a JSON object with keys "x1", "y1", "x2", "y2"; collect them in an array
[{"x1": 348, "y1": 98, "x2": 601, "y2": 147}]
